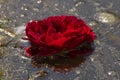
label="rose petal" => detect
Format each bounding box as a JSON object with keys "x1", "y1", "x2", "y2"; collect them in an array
[{"x1": 25, "y1": 16, "x2": 96, "y2": 57}]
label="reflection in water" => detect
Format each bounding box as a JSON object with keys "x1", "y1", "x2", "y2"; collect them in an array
[
  {"x1": 19, "y1": 37, "x2": 95, "y2": 73},
  {"x1": 31, "y1": 55, "x2": 86, "y2": 73},
  {"x1": 31, "y1": 43, "x2": 94, "y2": 73}
]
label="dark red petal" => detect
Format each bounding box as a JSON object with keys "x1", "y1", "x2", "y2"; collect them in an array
[
  {"x1": 25, "y1": 46, "x2": 61, "y2": 57},
  {"x1": 25, "y1": 47, "x2": 39, "y2": 57}
]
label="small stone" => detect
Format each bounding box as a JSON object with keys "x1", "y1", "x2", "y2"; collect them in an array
[
  {"x1": 54, "y1": 4, "x2": 60, "y2": 11},
  {"x1": 75, "y1": 1, "x2": 85, "y2": 7},
  {"x1": 0, "y1": 19, "x2": 8, "y2": 24},
  {"x1": 37, "y1": 0, "x2": 42, "y2": 4},
  {"x1": 115, "y1": 59, "x2": 120, "y2": 66},
  {"x1": 54, "y1": 4, "x2": 58, "y2": 7},
  {"x1": 68, "y1": 7, "x2": 78, "y2": 16},
  {"x1": 91, "y1": 58, "x2": 95, "y2": 62},
  {"x1": 90, "y1": 55, "x2": 97, "y2": 62},
  {"x1": 96, "y1": 40, "x2": 101, "y2": 45},
  {"x1": 88, "y1": 20, "x2": 99, "y2": 27},
  {"x1": 95, "y1": 12, "x2": 120, "y2": 25},
  {"x1": 69, "y1": 7, "x2": 76, "y2": 13},
  {"x1": 20, "y1": 55, "x2": 31, "y2": 60},
  {"x1": 20, "y1": 14, "x2": 25, "y2": 17},
  {"x1": 29, "y1": 70, "x2": 48, "y2": 80},
  {"x1": 75, "y1": 70, "x2": 80, "y2": 74},
  {"x1": 21, "y1": 4, "x2": 29, "y2": 11},
  {"x1": 33, "y1": 8, "x2": 39, "y2": 12},
  {"x1": 35, "y1": 70, "x2": 48, "y2": 78},
  {"x1": 108, "y1": 71, "x2": 116, "y2": 76}
]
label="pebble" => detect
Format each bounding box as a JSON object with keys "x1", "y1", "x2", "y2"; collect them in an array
[
  {"x1": 88, "y1": 20, "x2": 99, "y2": 27},
  {"x1": 95, "y1": 12, "x2": 120, "y2": 25},
  {"x1": 29, "y1": 70, "x2": 48, "y2": 80},
  {"x1": 115, "y1": 59, "x2": 120, "y2": 66},
  {"x1": 69, "y1": 7, "x2": 76, "y2": 13},
  {"x1": 108, "y1": 71, "x2": 116, "y2": 76},
  {"x1": 37, "y1": 0, "x2": 42, "y2": 4},
  {"x1": 33, "y1": 8, "x2": 39, "y2": 12},
  {"x1": 75, "y1": 70, "x2": 80, "y2": 74},
  {"x1": 20, "y1": 55, "x2": 31, "y2": 60},
  {"x1": 21, "y1": 4, "x2": 29, "y2": 11},
  {"x1": 75, "y1": 1, "x2": 85, "y2": 7},
  {"x1": 20, "y1": 14, "x2": 25, "y2": 17}
]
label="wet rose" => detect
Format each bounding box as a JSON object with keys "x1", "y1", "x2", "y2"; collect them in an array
[{"x1": 25, "y1": 16, "x2": 96, "y2": 57}]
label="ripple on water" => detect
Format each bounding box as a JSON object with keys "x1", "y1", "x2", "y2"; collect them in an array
[{"x1": 95, "y1": 12, "x2": 120, "y2": 25}]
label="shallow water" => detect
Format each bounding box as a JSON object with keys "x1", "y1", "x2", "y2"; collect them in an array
[{"x1": 0, "y1": 0, "x2": 120, "y2": 80}]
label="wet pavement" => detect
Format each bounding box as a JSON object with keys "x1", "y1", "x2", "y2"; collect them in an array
[{"x1": 0, "y1": 0, "x2": 120, "y2": 80}]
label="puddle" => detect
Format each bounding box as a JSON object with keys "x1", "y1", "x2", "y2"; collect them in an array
[
  {"x1": 31, "y1": 55, "x2": 86, "y2": 73},
  {"x1": 19, "y1": 38, "x2": 95, "y2": 73}
]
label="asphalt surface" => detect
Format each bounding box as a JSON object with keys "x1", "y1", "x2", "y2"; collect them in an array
[{"x1": 0, "y1": 0, "x2": 120, "y2": 80}]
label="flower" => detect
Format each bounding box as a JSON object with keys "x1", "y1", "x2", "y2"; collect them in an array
[{"x1": 25, "y1": 16, "x2": 96, "y2": 57}]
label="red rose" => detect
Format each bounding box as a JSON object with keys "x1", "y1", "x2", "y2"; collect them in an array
[{"x1": 25, "y1": 16, "x2": 96, "y2": 57}]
